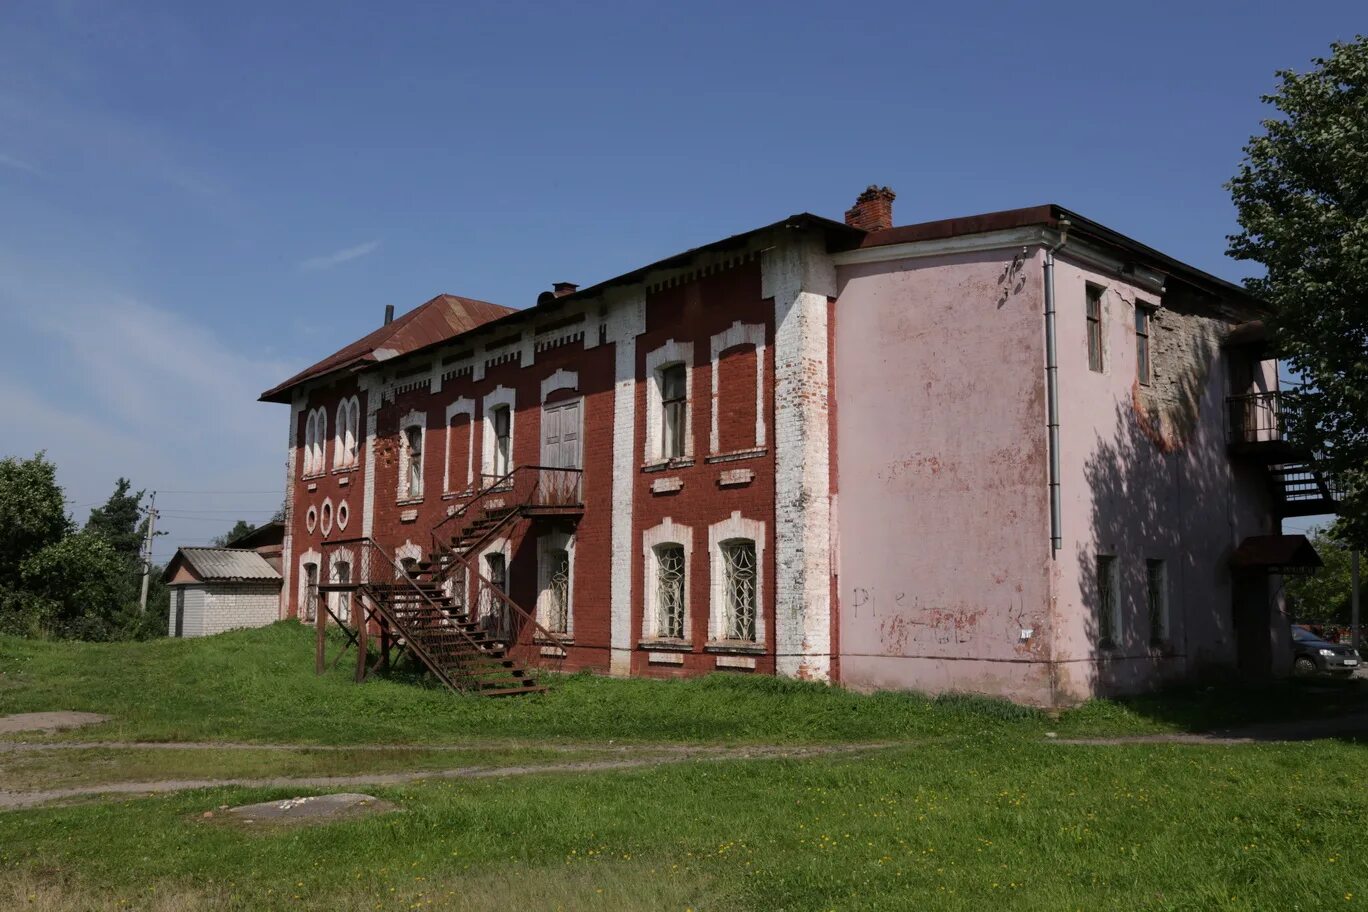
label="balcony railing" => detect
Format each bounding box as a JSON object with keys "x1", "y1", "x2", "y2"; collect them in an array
[{"x1": 1226, "y1": 392, "x2": 1284, "y2": 446}]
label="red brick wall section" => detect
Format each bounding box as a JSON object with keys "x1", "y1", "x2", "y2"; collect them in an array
[
  {"x1": 630, "y1": 261, "x2": 777, "y2": 677},
  {"x1": 285, "y1": 258, "x2": 783, "y2": 679}
]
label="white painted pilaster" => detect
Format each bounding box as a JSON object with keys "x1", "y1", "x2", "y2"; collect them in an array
[
  {"x1": 607, "y1": 291, "x2": 645, "y2": 674},
  {"x1": 763, "y1": 233, "x2": 836, "y2": 680}
]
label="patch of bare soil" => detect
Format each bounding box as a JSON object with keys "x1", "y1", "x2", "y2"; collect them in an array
[
  {"x1": 0, "y1": 742, "x2": 891, "y2": 811},
  {"x1": 0, "y1": 712, "x2": 109, "y2": 734},
  {"x1": 200, "y1": 793, "x2": 397, "y2": 828}
]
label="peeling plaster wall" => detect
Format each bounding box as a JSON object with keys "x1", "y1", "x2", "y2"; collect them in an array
[
  {"x1": 1049, "y1": 254, "x2": 1280, "y2": 700},
  {"x1": 834, "y1": 248, "x2": 1056, "y2": 703}
]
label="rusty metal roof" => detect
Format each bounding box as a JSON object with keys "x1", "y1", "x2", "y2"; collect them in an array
[
  {"x1": 163, "y1": 548, "x2": 283, "y2": 583},
  {"x1": 259, "y1": 294, "x2": 516, "y2": 402}
]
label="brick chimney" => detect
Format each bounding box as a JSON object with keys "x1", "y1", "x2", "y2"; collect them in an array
[
  {"x1": 844, "y1": 185, "x2": 896, "y2": 231},
  {"x1": 552, "y1": 282, "x2": 578, "y2": 298}
]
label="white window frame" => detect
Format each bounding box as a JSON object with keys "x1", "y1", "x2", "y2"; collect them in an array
[
  {"x1": 304, "y1": 410, "x2": 317, "y2": 476},
  {"x1": 707, "y1": 512, "x2": 766, "y2": 645},
  {"x1": 443, "y1": 397, "x2": 476, "y2": 495},
  {"x1": 641, "y1": 518, "x2": 693, "y2": 642},
  {"x1": 328, "y1": 546, "x2": 356, "y2": 625},
  {"x1": 475, "y1": 536, "x2": 511, "y2": 628},
  {"x1": 394, "y1": 540, "x2": 423, "y2": 579},
  {"x1": 333, "y1": 396, "x2": 360, "y2": 470},
  {"x1": 481, "y1": 386, "x2": 517, "y2": 483},
  {"x1": 297, "y1": 549, "x2": 321, "y2": 622},
  {"x1": 709, "y1": 321, "x2": 766, "y2": 454},
  {"x1": 644, "y1": 340, "x2": 694, "y2": 464},
  {"x1": 303, "y1": 407, "x2": 328, "y2": 477},
  {"x1": 536, "y1": 530, "x2": 575, "y2": 638},
  {"x1": 397, "y1": 409, "x2": 426, "y2": 502}
]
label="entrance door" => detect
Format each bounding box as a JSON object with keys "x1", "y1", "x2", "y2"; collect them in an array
[
  {"x1": 541, "y1": 399, "x2": 582, "y2": 503},
  {"x1": 1232, "y1": 575, "x2": 1274, "y2": 679}
]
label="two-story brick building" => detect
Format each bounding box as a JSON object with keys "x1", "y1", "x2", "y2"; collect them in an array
[{"x1": 261, "y1": 187, "x2": 1333, "y2": 704}]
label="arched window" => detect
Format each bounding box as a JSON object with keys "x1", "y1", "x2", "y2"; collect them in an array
[
  {"x1": 334, "y1": 398, "x2": 359, "y2": 470},
  {"x1": 398, "y1": 411, "x2": 425, "y2": 501},
  {"x1": 654, "y1": 544, "x2": 686, "y2": 639},
  {"x1": 719, "y1": 539, "x2": 757, "y2": 642},
  {"x1": 641, "y1": 518, "x2": 692, "y2": 643},
  {"x1": 303, "y1": 410, "x2": 318, "y2": 476}
]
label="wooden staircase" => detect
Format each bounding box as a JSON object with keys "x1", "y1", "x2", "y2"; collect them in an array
[{"x1": 317, "y1": 466, "x2": 582, "y2": 697}]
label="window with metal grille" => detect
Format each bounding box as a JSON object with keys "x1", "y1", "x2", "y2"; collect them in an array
[
  {"x1": 492, "y1": 405, "x2": 512, "y2": 476},
  {"x1": 660, "y1": 363, "x2": 687, "y2": 459},
  {"x1": 547, "y1": 548, "x2": 570, "y2": 634},
  {"x1": 1096, "y1": 554, "x2": 1118, "y2": 648},
  {"x1": 1086, "y1": 284, "x2": 1104, "y2": 372},
  {"x1": 333, "y1": 560, "x2": 352, "y2": 624},
  {"x1": 1146, "y1": 559, "x2": 1168, "y2": 645},
  {"x1": 654, "y1": 544, "x2": 686, "y2": 639},
  {"x1": 722, "y1": 540, "x2": 757, "y2": 642},
  {"x1": 1135, "y1": 306, "x2": 1152, "y2": 386}
]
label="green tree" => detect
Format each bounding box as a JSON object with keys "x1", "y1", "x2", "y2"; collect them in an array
[
  {"x1": 213, "y1": 520, "x2": 256, "y2": 547},
  {"x1": 18, "y1": 531, "x2": 130, "y2": 640},
  {"x1": 84, "y1": 478, "x2": 145, "y2": 560},
  {"x1": 1286, "y1": 526, "x2": 1365, "y2": 625},
  {"x1": 0, "y1": 453, "x2": 71, "y2": 591},
  {"x1": 1227, "y1": 36, "x2": 1368, "y2": 548}
]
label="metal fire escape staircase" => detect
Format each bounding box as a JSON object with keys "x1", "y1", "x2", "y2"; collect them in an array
[
  {"x1": 315, "y1": 465, "x2": 583, "y2": 696},
  {"x1": 1225, "y1": 392, "x2": 1341, "y2": 518}
]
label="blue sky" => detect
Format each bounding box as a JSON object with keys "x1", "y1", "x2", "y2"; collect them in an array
[{"x1": 0, "y1": 1, "x2": 1355, "y2": 559}]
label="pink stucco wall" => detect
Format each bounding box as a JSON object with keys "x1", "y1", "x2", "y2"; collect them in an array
[
  {"x1": 833, "y1": 248, "x2": 1057, "y2": 703},
  {"x1": 834, "y1": 243, "x2": 1284, "y2": 706},
  {"x1": 1048, "y1": 254, "x2": 1285, "y2": 700}
]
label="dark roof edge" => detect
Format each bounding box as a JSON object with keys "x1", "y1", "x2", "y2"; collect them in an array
[{"x1": 261, "y1": 213, "x2": 860, "y2": 402}]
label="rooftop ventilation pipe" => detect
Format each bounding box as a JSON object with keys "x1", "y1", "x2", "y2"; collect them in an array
[{"x1": 383, "y1": 304, "x2": 394, "y2": 326}]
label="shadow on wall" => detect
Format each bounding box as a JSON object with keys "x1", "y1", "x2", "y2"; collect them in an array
[{"x1": 1075, "y1": 320, "x2": 1253, "y2": 699}]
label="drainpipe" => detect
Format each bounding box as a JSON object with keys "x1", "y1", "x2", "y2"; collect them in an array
[{"x1": 1043, "y1": 219, "x2": 1071, "y2": 556}]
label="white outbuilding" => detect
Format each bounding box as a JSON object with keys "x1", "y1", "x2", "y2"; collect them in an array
[{"x1": 162, "y1": 547, "x2": 282, "y2": 637}]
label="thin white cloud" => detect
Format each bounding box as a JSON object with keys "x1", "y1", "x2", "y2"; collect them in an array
[
  {"x1": 0, "y1": 153, "x2": 41, "y2": 175},
  {"x1": 0, "y1": 255, "x2": 291, "y2": 550},
  {"x1": 298, "y1": 239, "x2": 382, "y2": 272}
]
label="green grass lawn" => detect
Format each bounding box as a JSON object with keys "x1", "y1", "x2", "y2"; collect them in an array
[{"x1": 2, "y1": 624, "x2": 1366, "y2": 911}]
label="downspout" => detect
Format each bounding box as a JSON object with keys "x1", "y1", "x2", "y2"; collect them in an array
[{"x1": 1044, "y1": 218, "x2": 1071, "y2": 556}]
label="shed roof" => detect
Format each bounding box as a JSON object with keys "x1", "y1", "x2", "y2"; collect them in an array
[
  {"x1": 1230, "y1": 535, "x2": 1323, "y2": 574},
  {"x1": 162, "y1": 548, "x2": 283, "y2": 583}
]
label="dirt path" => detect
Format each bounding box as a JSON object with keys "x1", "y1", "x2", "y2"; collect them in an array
[
  {"x1": 0, "y1": 739, "x2": 788, "y2": 754},
  {"x1": 1052, "y1": 711, "x2": 1368, "y2": 746},
  {"x1": 0, "y1": 742, "x2": 891, "y2": 811}
]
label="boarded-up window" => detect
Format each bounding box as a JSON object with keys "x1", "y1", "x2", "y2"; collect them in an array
[
  {"x1": 448, "y1": 412, "x2": 471, "y2": 493},
  {"x1": 716, "y1": 344, "x2": 759, "y2": 453}
]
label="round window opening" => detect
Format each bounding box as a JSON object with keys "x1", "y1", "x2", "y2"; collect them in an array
[
  {"x1": 305, "y1": 506, "x2": 318, "y2": 533},
  {"x1": 320, "y1": 500, "x2": 334, "y2": 536},
  {"x1": 337, "y1": 500, "x2": 349, "y2": 530}
]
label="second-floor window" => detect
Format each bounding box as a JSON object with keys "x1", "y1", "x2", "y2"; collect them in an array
[
  {"x1": 1135, "y1": 306, "x2": 1152, "y2": 386},
  {"x1": 491, "y1": 405, "x2": 512, "y2": 477},
  {"x1": 1086, "y1": 284, "x2": 1104, "y2": 373},
  {"x1": 660, "y1": 363, "x2": 687, "y2": 459},
  {"x1": 400, "y1": 423, "x2": 424, "y2": 500}
]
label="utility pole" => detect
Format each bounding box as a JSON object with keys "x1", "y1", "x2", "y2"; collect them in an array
[
  {"x1": 138, "y1": 492, "x2": 158, "y2": 613},
  {"x1": 1352, "y1": 548, "x2": 1361, "y2": 654}
]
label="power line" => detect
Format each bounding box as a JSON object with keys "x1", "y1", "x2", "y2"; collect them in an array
[{"x1": 157, "y1": 490, "x2": 283, "y2": 495}]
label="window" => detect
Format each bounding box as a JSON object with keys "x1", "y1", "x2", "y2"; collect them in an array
[
  {"x1": 491, "y1": 405, "x2": 512, "y2": 478},
  {"x1": 1146, "y1": 559, "x2": 1168, "y2": 645},
  {"x1": 334, "y1": 397, "x2": 360, "y2": 470},
  {"x1": 1135, "y1": 306, "x2": 1152, "y2": 386},
  {"x1": 1086, "y1": 284, "x2": 1104, "y2": 373},
  {"x1": 302, "y1": 562, "x2": 319, "y2": 623},
  {"x1": 303, "y1": 407, "x2": 328, "y2": 476},
  {"x1": 721, "y1": 540, "x2": 757, "y2": 642},
  {"x1": 660, "y1": 363, "x2": 687, "y2": 459},
  {"x1": 1096, "y1": 555, "x2": 1119, "y2": 648},
  {"x1": 332, "y1": 560, "x2": 352, "y2": 624},
  {"x1": 545, "y1": 548, "x2": 570, "y2": 634},
  {"x1": 654, "y1": 544, "x2": 686, "y2": 640},
  {"x1": 398, "y1": 417, "x2": 425, "y2": 501},
  {"x1": 481, "y1": 550, "x2": 508, "y2": 634}
]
